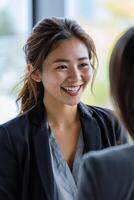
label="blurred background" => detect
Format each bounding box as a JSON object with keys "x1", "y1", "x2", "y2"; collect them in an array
[{"x1": 0, "y1": 0, "x2": 134, "y2": 123}]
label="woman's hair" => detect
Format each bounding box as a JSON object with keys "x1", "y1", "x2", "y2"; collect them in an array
[
  {"x1": 109, "y1": 27, "x2": 134, "y2": 139},
  {"x1": 17, "y1": 17, "x2": 98, "y2": 114}
]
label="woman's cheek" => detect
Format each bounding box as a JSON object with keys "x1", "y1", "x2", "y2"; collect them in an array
[{"x1": 84, "y1": 68, "x2": 93, "y2": 83}]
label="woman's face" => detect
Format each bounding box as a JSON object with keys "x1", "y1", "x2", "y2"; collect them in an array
[{"x1": 40, "y1": 37, "x2": 93, "y2": 106}]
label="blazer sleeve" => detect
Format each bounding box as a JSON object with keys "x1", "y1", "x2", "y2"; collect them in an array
[{"x1": 0, "y1": 125, "x2": 19, "y2": 200}]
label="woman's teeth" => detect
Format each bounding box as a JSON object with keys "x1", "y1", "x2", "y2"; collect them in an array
[
  {"x1": 64, "y1": 87, "x2": 80, "y2": 92},
  {"x1": 62, "y1": 86, "x2": 80, "y2": 92}
]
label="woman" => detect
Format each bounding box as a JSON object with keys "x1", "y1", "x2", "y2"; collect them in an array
[
  {"x1": 78, "y1": 27, "x2": 134, "y2": 200},
  {"x1": 0, "y1": 17, "x2": 127, "y2": 200}
]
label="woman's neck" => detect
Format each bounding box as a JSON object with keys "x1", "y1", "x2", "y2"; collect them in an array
[{"x1": 44, "y1": 98, "x2": 79, "y2": 128}]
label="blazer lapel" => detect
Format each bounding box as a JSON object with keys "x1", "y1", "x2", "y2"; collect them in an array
[
  {"x1": 29, "y1": 102, "x2": 56, "y2": 200},
  {"x1": 81, "y1": 117, "x2": 102, "y2": 152},
  {"x1": 78, "y1": 102, "x2": 102, "y2": 152},
  {"x1": 33, "y1": 121, "x2": 56, "y2": 200}
]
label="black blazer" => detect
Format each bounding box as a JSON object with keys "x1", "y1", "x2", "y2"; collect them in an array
[
  {"x1": 0, "y1": 101, "x2": 127, "y2": 200},
  {"x1": 78, "y1": 143, "x2": 134, "y2": 200}
]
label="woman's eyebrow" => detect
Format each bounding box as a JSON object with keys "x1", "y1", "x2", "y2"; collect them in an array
[
  {"x1": 53, "y1": 57, "x2": 89, "y2": 63},
  {"x1": 78, "y1": 57, "x2": 89, "y2": 61},
  {"x1": 53, "y1": 59, "x2": 70, "y2": 63}
]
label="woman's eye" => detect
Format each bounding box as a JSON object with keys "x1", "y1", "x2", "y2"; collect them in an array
[
  {"x1": 56, "y1": 65, "x2": 68, "y2": 70},
  {"x1": 79, "y1": 63, "x2": 89, "y2": 68}
]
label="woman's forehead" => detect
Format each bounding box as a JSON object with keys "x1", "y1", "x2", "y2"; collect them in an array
[{"x1": 45, "y1": 38, "x2": 89, "y2": 60}]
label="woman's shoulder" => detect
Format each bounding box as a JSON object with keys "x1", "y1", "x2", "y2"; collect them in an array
[
  {"x1": 79, "y1": 102, "x2": 115, "y2": 121},
  {"x1": 0, "y1": 111, "x2": 35, "y2": 164},
  {"x1": 0, "y1": 113, "x2": 28, "y2": 130},
  {"x1": 0, "y1": 102, "x2": 43, "y2": 130},
  {"x1": 0, "y1": 111, "x2": 32, "y2": 142},
  {"x1": 86, "y1": 104, "x2": 128, "y2": 137},
  {"x1": 79, "y1": 103, "x2": 128, "y2": 143},
  {"x1": 0, "y1": 102, "x2": 46, "y2": 138},
  {"x1": 88, "y1": 104, "x2": 113, "y2": 117}
]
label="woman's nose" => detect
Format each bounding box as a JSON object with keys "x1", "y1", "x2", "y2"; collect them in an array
[{"x1": 67, "y1": 68, "x2": 82, "y2": 83}]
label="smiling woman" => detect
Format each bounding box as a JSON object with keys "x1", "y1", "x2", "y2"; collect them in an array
[
  {"x1": 35, "y1": 37, "x2": 92, "y2": 106},
  {"x1": 0, "y1": 17, "x2": 128, "y2": 200}
]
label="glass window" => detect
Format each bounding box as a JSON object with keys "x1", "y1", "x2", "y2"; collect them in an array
[{"x1": 0, "y1": 0, "x2": 32, "y2": 123}]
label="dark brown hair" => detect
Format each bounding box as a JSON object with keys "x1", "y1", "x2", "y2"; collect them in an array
[
  {"x1": 109, "y1": 27, "x2": 134, "y2": 139},
  {"x1": 17, "y1": 17, "x2": 98, "y2": 114}
]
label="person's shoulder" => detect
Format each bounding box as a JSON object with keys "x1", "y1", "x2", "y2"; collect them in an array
[
  {"x1": 87, "y1": 104, "x2": 113, "y2": 117},
  {"x1": 0, "y1": 111, "x2": 30, "y2": 134},
  {"x1": 1, "y1": 113, "x2": 26, "y2": 127},
  {"x1": 79, "y1": 144, "x2": 134, "y2": 200},
  {"x1": 82, "y1": 103, "x2": 116, "y2": 122},
  {"x1": 83, "y1": 143, "x2": 134, "y2": 168},
  {"x1": 79, "y1": 102, "x2": 121, "y2": 127},
  {"x1": 81, "y1": 103, "x2": 128, "y2": 143},
  {"x1": 0, "y1": 111, "x2": 34, "y2": 148}
]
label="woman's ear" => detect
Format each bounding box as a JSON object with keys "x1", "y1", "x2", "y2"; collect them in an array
[{"x1": 27, "y1": 64, "x2": 42, "y2": 82}]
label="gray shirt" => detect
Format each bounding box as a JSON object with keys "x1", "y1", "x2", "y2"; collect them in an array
[{"x1": 49, "y1": 128, "x2": 84, "y2": 200}]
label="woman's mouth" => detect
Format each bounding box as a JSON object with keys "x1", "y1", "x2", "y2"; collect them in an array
[{"x1": 61, "y1": 85, "x2": 82, "y2": 96}]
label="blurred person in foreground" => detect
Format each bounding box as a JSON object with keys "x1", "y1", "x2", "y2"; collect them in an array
[{"x1": 78, "y1": 27, "x2": 134, "y2": 200}]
